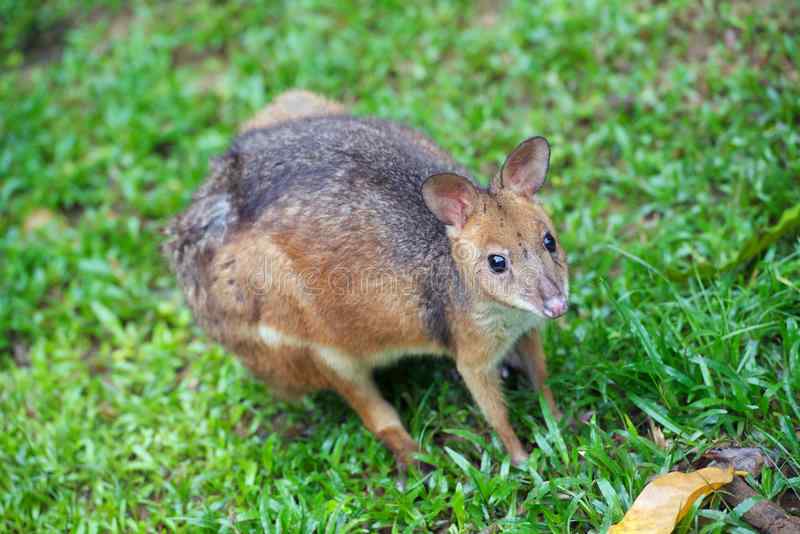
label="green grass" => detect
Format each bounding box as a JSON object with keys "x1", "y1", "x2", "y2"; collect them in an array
[{"x1": 1, "y1": 1, "x2": 799, "y2": 532}]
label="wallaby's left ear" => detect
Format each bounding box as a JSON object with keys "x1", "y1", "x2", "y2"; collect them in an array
[
  {"x1": 493, "y1": 136, "x2": 550, "y2": 197},
  {"x1": 421, "y1": 172, "x2": 479, "y2": 231}
]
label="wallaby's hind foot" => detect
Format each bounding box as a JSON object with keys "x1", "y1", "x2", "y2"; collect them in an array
[{"x1": 240, "y1": 90, "x2": 345, "y2": 133}]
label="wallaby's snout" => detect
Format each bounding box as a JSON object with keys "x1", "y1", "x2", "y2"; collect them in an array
[
  {"x1": 537, "y1": 270, "x2": 569, "y2": 318},
  {"x1": 543, "y1": 295, "x2": 568, "y2": 318}
]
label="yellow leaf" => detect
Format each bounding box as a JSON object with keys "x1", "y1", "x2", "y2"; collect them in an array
[{"x1": 609, "y1": 466, "x2": 734, "y2": 534}]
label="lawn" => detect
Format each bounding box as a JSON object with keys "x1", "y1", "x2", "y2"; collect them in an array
[{"x1": 1, "y1": 1, "x2": 799, "y2": 532}]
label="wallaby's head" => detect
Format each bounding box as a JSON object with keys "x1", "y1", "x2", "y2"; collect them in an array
[{"x1": 422, "y1": 137, "x2": 569, "y2": 319}]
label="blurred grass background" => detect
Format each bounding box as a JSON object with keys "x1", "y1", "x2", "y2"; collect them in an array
[{"x1": 1, "y1": 1, "x2": 799, "y2": 532}]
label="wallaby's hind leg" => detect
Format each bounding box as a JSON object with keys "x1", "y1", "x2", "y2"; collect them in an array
[
  {"x1": 236, "y1": 343, "x2": 330, "y2": 400},
  {"x1": 320, "y1": 363, "x2": 420, "y2": 472},
  {"x1": 237, "y1": 339, "x2": 421, "y2": 470},
  {"x1": 240, "y1": 90, "x2": 346, "y2": 133}
]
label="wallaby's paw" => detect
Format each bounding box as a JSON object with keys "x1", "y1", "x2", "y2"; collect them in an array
[{"x1": 511, "y1": 449, "x2": 530, "y2": 467}]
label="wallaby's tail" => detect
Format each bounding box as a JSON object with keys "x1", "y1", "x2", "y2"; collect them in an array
[
  {"x1": 240, "y1": 90, "x2": 346, "y2": 133},
  {"x1": 161, "y1": 152, "x2": 240, "y2": 307}
]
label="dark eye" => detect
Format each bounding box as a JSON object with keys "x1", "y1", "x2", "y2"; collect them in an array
[
  {"x1": 488, "y1": 254, "x2": 508, "y2": 274},
  {"x1": 543, "y1": 232, "x2": 557, "y2": 253}
]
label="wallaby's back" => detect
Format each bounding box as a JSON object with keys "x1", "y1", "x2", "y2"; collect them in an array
[{"x1": 164, "y1": 94, "x2": 471, "y2": 348}]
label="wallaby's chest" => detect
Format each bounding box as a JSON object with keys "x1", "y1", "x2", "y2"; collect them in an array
[{"x1": 471, "y1": 302, "x2": 543, "y2": 363}]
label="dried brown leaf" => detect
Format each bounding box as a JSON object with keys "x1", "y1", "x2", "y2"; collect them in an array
[{"x1": 609, "y1": 465, "x2": 734, "y2": 534}]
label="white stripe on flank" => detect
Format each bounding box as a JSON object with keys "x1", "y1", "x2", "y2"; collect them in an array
[
  {"x1": 258, "y1": 324, "x2": 306, "y2": 349},
  {"x1": 257, "y1": 324, "x2": 357, "y2": 377},
  {"x1": 257, "y1": 323, "x2": 449, "y2": 379}
]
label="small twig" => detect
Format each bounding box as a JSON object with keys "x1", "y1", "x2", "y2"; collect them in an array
[
  {"x1": 721, "y1": 477, "x2": 800, "y2": 534},
  {"x1": 705, "y1": 447, "x2": 800, "y2": 534}
]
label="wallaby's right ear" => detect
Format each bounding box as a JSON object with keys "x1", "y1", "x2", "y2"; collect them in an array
[
  {"x1": 422, "y1": 173, "x2": 479, "y2": 230},
  {"x1": 492, "y1": 136, "x2": 550, "y2": 197}
]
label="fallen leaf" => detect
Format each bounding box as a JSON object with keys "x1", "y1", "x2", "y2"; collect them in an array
[{"x1": 609, "y1": 465, "x2": 734, "y2": 533}]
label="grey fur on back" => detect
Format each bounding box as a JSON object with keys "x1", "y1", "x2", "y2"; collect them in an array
[
  {"x1": 164, "y1": 115, "x2": 475, "y2": 346},
  {"x1": 230, "y1": 116, "x2": 471, "y2": 224}
]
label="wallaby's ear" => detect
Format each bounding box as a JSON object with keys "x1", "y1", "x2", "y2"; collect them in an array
[
  {"x1": 493, "y1": 136, "x2": 550, "y2": 197},
  {"x1": 422, "y1": 173, "x2": 479, "y2": 230}
]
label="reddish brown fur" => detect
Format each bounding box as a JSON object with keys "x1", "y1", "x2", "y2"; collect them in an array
[{"x1": 166, "y1": 91, "x2": 569, "y2": 471}]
